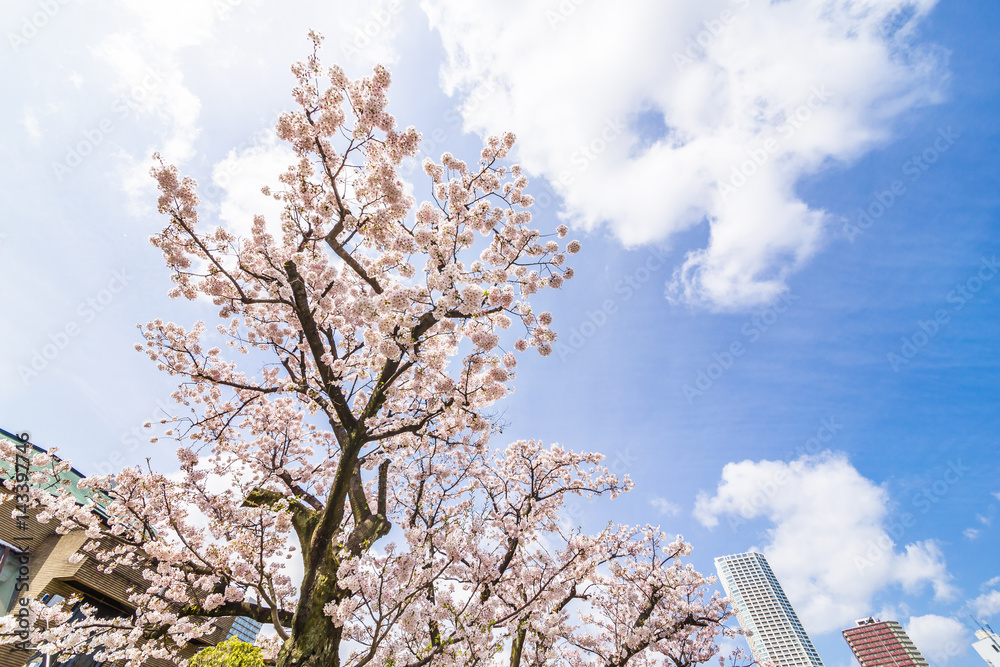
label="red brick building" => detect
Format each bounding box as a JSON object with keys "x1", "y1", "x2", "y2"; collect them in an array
[{"x1": 843, "y1": 617, "x2": 929, "y2": 667}]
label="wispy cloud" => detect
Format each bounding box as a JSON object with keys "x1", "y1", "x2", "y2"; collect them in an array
[
  {"x1": 650, "y1": 497, "x2": 681, "y2": 516},
  {"x1": 971, "y1": 589, "x2": 1000, "y2": 618}
]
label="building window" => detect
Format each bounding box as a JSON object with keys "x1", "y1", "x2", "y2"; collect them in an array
[{"x1": 0, "y1": 545, "x2": 25, "y2": 615}]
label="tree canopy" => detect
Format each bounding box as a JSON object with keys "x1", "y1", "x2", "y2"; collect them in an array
[{"x1": 0, "y1": 34, "x2": 739, "y2": 667}]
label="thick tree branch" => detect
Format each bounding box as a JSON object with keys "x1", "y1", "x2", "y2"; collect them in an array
[{"x1": 283, "y1": 259, "x2": 358, "y2": 434}]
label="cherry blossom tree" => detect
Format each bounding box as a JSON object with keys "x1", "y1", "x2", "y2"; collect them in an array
[{"x1": 1, "y1": 34, "x2": 740, "y2": 667}]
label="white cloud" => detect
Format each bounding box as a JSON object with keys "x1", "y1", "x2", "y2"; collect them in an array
[
  {"x1": 91, "y1": 0, "x2": 215, "y2": 208},
  {"x1": 650, "y1": 497, "x2": 681, "y2": 516},
  {"x1": 694, "y1": 452, "x2": 957, "y2": 633},
  {"x1": 97, "y1": 0, "x2": 217, "y2": 153},
  {"x1": 875, "y1": 602, "x2": 912, "y2": 625},
  {"x1": 905, "y1": 615, "x2": 969, "y2": 665},
  {"x1": 19, "y1": 102, "x2": 61, "y2": 146},
  {"x1": 22, "y1": 107, "x2": 41, "y2": 141},
  {"x1": 965, "y1": 507, "x2": 996, "y2": 541},
  {"x1": 211, "y1": 129, "x2": 296, "y2": 240},
  {"x1": 97, "y1": 0, "x2": 413, "y2": 211},
  {"x1": 421, "y1": 0, "x2": 945, "y2": 309},
  {"x1": 971, "y1": 589, "x2": 1000, "y2": 619},
  {"x1": 325, "y1": 0, "x2": 408, "y2": 68}
]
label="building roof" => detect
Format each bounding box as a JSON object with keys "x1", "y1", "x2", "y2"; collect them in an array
[{"x1": 0, "y1": 428, "x2": 112, "y2": 519}]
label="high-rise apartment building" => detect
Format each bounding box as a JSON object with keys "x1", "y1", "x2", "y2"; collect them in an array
[
  {"x1": 842, "y1": 617, "x2": 928, "y2": 667},
  {"x1": 973, "y1": 628, "x2": 1000, "y2": 667},
  {"x1": 228, "y1": 615, "x2": 264, "y2": 645},
  {"x1": 715, "y1": 552, "x2": 825, "y2": 667}
]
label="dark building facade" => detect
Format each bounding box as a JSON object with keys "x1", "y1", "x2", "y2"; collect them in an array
[{"x1": 0, "y1": 428, "x2": 259, "y2": 666}]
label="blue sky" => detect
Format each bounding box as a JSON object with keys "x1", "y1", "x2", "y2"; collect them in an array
[{"x1": 1, "y1": 1, "x2": 997, "y2": 666}]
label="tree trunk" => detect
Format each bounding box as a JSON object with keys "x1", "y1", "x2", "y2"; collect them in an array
[
  {"x1": 275, "y1": 599, "x2": 342, "y2": 667},
  {"x1": 275, "y1": 560, "x2": 344, "y2": 667}
]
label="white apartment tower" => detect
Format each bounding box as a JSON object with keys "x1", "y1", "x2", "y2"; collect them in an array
[
  {"x1": 715, "y1": 552, "x2": 825, "y2": 667},
  {"x1": 973, "y1": 628, "x2": 1000, "y2": 667}
]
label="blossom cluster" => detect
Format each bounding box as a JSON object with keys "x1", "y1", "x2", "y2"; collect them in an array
[{"x1": 0, "y1": 37, "x2": 736, "y2": 667}]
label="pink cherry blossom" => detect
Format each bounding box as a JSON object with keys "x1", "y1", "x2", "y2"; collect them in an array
[{"x1": 0, "y1": 37, "x2": 743, "y2": 667}]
